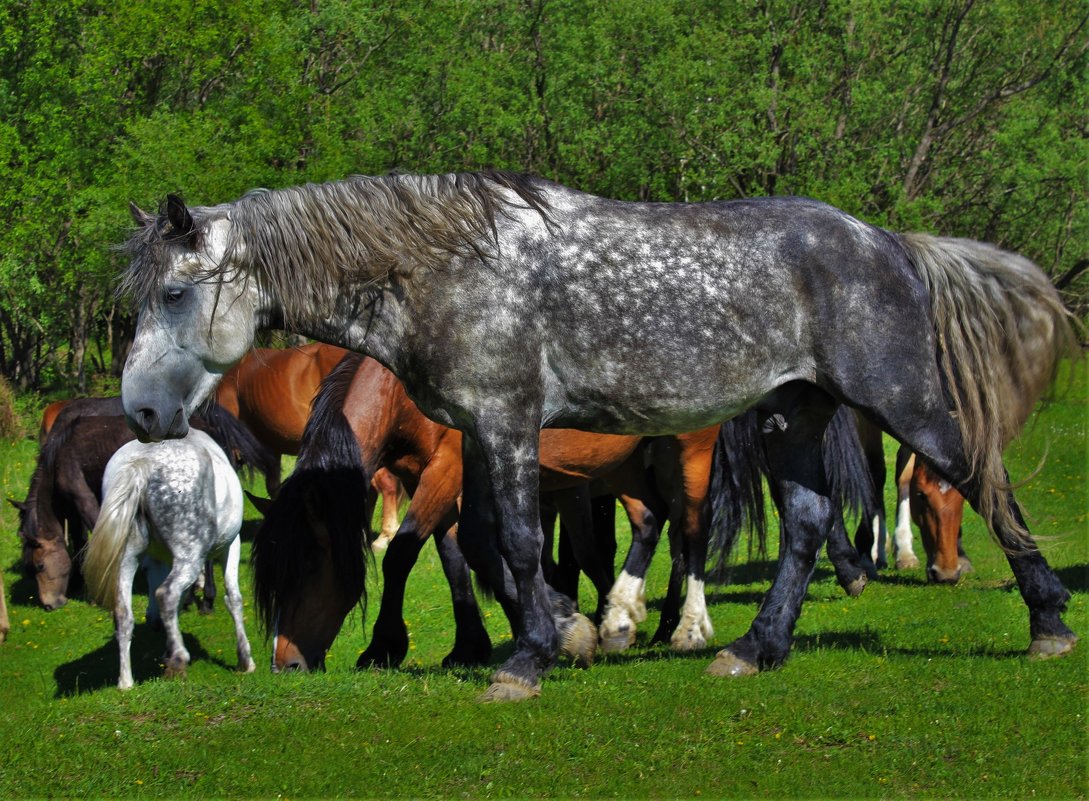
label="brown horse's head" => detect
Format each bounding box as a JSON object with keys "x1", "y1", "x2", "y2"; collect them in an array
[
  {"x1": 250, "y1": 467, "x2": 370, "y2": 673},
  {"x1": 911, "y1": 460, "x2": 969, "y2": 585},
  {"x1": 11, "y1": 498, "x2": 72, "y2": 610}
]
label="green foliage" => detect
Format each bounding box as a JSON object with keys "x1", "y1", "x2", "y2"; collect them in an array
[
  {"x1": 0, "y1": 365, "x2": 1085, "y2": 797},
  {"x1": 0, "y1": 373, "x2": 21, "y2": 438},
  {"x1": 1, "y1": 0, "x2": 1087, "y2": 390}
]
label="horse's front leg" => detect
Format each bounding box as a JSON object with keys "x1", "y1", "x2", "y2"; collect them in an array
[{"x1": 458, "y1": 430, "x2": 551, "y2": 700}]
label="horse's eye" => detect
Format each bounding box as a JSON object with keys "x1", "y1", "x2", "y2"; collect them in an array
[{"x1": 163, "y1": 288, "x2": 186, "y2": 306}]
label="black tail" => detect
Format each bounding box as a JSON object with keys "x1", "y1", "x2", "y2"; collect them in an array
[
  {"x1": 251, "y1": 353, "x2": 372, "y2": 634},
  {"x1": 708, "y1": 410, "x2": 770, "y2": 577},
  {"x1": 192, "y1": 400, "x2": 280, "y2": 482},
  {"x1": 822, "y1": 406, "x2": 878, "y2": 528},
  {"x1": 707, "y1": 405, "x2": 877, "y2": 578}
]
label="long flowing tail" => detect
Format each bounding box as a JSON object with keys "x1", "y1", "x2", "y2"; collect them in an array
[
  {"x1": 251, "y1": 352, "x2": 371, "y2": 634},
  {"x1": 708, "y1": 410, "x2": 769, "y2": 574},
  {"x1": 83, "y1": 459, "x2": 152, "y2": 610},
  {"x1": 898, "y1": 233, "x2": 1078, "y2": 541}
]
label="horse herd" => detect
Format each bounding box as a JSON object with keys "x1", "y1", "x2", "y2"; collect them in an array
[
  {"x1": 4, "y1": 341, "x2": 1035, "y2": 690},
  {"x1": 4, "y1": 170, "x2": 1079, "y2": 699}
]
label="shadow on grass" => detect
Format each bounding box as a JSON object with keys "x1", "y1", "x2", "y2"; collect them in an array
[
  {"x1": 792, "y1": 626, "x2": 1027, "y2": 660},
  {"x1": 869, "y1": 571, "x2": 931, "y2": 588},
  {"x1": 53, "y1": 627, "x2": 222, "y2": 697},
  {"x1": 1056, "y1": 563, "x2": 1088, "y2": 593}
]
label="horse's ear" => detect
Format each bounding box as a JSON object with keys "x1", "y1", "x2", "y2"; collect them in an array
[
  {"x1": 165, "y1": 194, "x2": 196, "y2": 242},
  {"x1": 129, "y1": 202, "x2": 155, "y2": 228},
  {"x1": 8, "y1": 498, "x2": 26, "y2": 513},
  {"x1": 244, "y1": 490, "x2": 273, "y2": 517}
]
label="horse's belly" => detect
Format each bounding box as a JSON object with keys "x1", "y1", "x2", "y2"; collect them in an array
[{"x1": 541, "y1": 360, "x2": 796, "y2": 435}]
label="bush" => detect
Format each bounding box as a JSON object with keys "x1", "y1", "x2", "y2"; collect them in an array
[{"x1": 0, "y1": 376, "x2": 24, "y2": 440}]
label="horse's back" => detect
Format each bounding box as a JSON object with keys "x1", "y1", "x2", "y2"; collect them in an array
[{"x1": 500, "y1": 190, "x2": 925, "y2": 433}]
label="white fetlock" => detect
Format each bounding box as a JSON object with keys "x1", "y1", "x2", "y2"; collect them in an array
[
  {"x1": 599, "y1": 571, "x2": 647, "y2": 652},
  {"x1": 671, "y1": 578, "x2": 713, "y2": 652}
]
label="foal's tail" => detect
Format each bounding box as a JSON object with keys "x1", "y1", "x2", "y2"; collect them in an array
[
  {"x1": 898, "y1": 233, "x2": 1079, "y2": 541},
  {"x1": 83, "y1": 459, "x2": 151, "y2": 611}
]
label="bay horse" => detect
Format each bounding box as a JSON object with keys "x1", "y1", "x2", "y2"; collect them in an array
[
  {"x1": 119, "y1": 171, "x2": 1078, "y2": 700},
  {"x1": 11, "y1": 397, "x2": 269, "y2": 609},
  {"x1": 214, "y1": 343, "x2": 404, "y2": 540},
  {"x1": 251, "y1": 352, "x2": 742, "y2": 672},
  {"x1": 83, "y1": 429, "x2": 255, "y2": 689}
]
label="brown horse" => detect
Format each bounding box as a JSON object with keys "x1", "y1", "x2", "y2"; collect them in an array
[
  {"x1": 251, "y1": 353, "x2": 738, "y2": 672},
  {"x1": 214, "y1": 343, "x2": 402, "y2": 542},
  {"x1": 896, "y1": 451, "x2": 972, "y2": 583}
]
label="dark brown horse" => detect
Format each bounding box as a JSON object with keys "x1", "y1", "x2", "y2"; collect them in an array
[
  {"x1": 251, "y1": 353, "x2": 746, "y2": 672},
  {"x1": 12, "y1": 398, "x2": 269, "y2": 609}
]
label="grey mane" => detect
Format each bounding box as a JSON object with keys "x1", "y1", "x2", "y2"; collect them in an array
[{"x1": 120, "y1": 171, "x2": 552, "y2": 323}]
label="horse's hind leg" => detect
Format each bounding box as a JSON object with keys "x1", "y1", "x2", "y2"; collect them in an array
[
  {"x1": 221, "y1": 536, "x2": 255, "y2": 673},
  {"x1": 708, "y1": 385, "x2": 838, "y2": 677},
  {"x1": 116, "y1": 531, "x2": 147, "y2": 687},
  {"x1": 155, "y1": 553, "x2": 203, "y2": 679}
]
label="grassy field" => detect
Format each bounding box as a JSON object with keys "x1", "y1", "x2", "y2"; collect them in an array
[{"x1": 0, "y1": 367, "x2": 1085, "y2": 799}]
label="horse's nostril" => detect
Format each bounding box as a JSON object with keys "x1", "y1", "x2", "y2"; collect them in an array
[
  {"x1": 283, "y1": 659, "x2": 306, "y2": 673},
  {"x1": 135, "y1": 407, "x2": 158, "y2": 431}
]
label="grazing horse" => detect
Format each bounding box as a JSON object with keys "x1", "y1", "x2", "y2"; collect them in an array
[
  {"x1": 119, "y1": 171, "x2": 1078, "y2": 700},
  {"x1": 83, "y1": 429, "x2": 255, "y2": 689},
  {"x1": 251, "y1": 352, "x2": 741, "y2": 672},
  {"x1": 215, "y1": 343, "x2": 403, "y2": 539},
  {"x1": 11, "y1": 398, "x2": 269, "y2": 609}
]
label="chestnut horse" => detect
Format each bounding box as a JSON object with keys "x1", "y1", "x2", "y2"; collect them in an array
[
  {"x1": 850, "y1": 426, "x2": 1003, "y2": 587},
  {"x1": 215, "y1": 343, "x2": 404, "y2": 543},
  {"x1": 251, "y1": 353, "x2": 748, "y2": 672},
  {"x1": 252, "y1": 353, "x2": 872, "y2": 672}
]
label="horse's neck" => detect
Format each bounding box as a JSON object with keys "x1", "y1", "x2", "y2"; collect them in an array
[{"x1": 285, "y1": 286, "x2": 411, "y2": 378}]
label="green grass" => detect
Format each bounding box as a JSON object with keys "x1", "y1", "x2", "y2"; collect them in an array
[{"x1": 0, "y1": 366, "x2": 1085, "y2": 799}]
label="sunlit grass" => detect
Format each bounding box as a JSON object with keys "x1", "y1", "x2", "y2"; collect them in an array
[{"x1": 0, "y1": 364, "x2": 1084, "y2": 798}]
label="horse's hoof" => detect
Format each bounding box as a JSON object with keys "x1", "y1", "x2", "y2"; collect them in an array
[
  {"x1": 599, "y1": 627, "x2": 636, "y2": 654},
  {"x1": 670, "y1": 631, "x2": 707, "y2": 652},
  {"x1": 163, "y1": 664, "x2": 188, "y2": 680},
  {"x1": 844, "y1": 573, "x2": 868, "y2": 597},
  {"x1": 560, "y1": 612, "x2": 598, "y2": 668},
  {"x1": 705, "y1": 649, "x2": 759, "y2": 678},
  {"x1": 239, "y1": 659, "x2": 257, "y2": 674},
  {"x1": 478, "y1": 672, "x2": 540, "y2": 703},
  {"x1": 371, "y1": 535, "x2": 393, "y2": 553},
  {"x1": 896, "y1": 554, "x2": 921, "y2": 570},
  {"x1": 1028, "y1": 634, "x2": 1078, "y2": 660}
]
